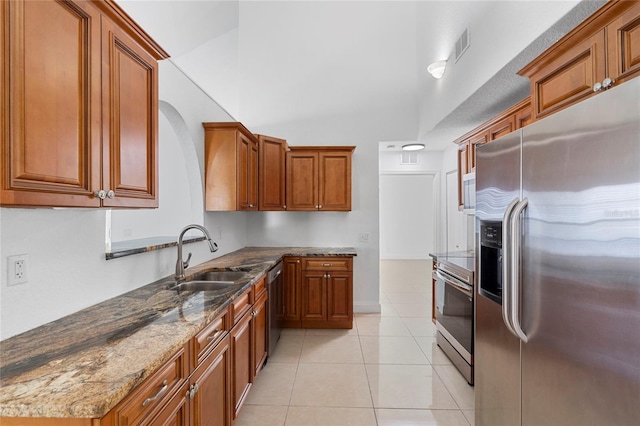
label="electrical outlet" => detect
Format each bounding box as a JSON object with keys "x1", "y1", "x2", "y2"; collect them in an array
[
  {"x1": 358, "y1": 233, "x2": 369, "y2": 243},
  {"x1": 7, "y1": 254, "x2": 29, "y2": 286}
]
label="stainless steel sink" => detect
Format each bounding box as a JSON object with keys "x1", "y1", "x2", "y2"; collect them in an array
[
  {"x1": 172, "y1": 280, "x2": 235, "y2": 292},
  {"x1": 171, "y1": 270, "x2": 247, "y2": 292},
  {"x1": 190, "y1": 270, "x2": 247, "y2": 282}
]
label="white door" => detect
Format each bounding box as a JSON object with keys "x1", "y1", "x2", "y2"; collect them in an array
[{"x1": 379, "y1": 174, "x2": 434, "y2": 259}]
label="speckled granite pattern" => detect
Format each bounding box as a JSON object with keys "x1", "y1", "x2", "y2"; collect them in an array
[{"x1": 0, "y1": 247, "x2": 356, "y2": 419}]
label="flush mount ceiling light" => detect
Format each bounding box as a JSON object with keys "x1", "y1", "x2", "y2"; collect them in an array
[
  {"x1": 427, "y1": 60, "x2": 447, "y2": 79},
  {"x1": 402, "y1": 143, "x2": 425, "y2": 151}
]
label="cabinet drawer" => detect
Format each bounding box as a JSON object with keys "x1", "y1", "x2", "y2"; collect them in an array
[
  {"x1": 193, "y1": 308, "x2": 230, "y2": 366},
  {"x1": 302, "y1": 257, "x2": 352, "y2": 271},
  {"x1": 231, "y1": 287, "x2": 253, "y2": 324},
  {"x1": 106, "y1": 344, "x2": 189, "y2": 426},
  {"x1": 253, "y1": 275, "x2": 267, "y2": 299}
]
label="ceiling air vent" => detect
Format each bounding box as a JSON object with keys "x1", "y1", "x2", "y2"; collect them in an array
[
  {"x1": 455, "y1": 28, "x2": 469, "y2": 63},
  {"x1": 401, "y1": 151, "x2": 418, "y2": 165}
]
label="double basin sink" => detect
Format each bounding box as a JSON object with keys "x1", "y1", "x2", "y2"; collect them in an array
[{"x1": 170, "y1": 269, "x2": 249, "y2": 292}]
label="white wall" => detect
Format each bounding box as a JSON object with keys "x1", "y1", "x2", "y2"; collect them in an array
[
  {"x1": 416, "y1": 1, "x2": 579, "y2": 143},
  {"x1": 0, "y1": 61, "x2": 248, "y2": 340},
  {"x1": 244, "y1": 113, "x2": 411, "y2": 314}
]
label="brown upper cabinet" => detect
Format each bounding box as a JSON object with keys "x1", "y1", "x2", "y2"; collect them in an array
[
  {"x1": 203, "y1": 122, "x2": 259, "y2": 211},
  {"x1": 286, "y1": 146, "x2": 355, "y2": 211},
  {"x1": 257, "y1": 134, "x2": 287, "y2": 211},
  {"x1": 1, "y1": 0, "x2": 168, "y2": 208},
  {"x1": 519, "y1": 0, "x2": 640, "y2": 121},
  {"x1": 454, "y1": 97, "x2": 529, "y2": 209}
]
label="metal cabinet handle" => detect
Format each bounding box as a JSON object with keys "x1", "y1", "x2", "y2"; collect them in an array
[
  {"x1": 142, "y1": 380, "x2": 168, "y2": 406},
  {"x1": 318, "y1": 205, "x2": 323, "y2": 209},
  {"x1": 187, "y1": 383, "x2": 199, "y2": 399},
  {"x1": 207, "y1": 329, "x2": 223, "y2": 341},
  {"x1": 94, "y1": 189, "x2": 115, "y2": 200},
  {"x1": 509, "y1": 198, "x2": 529, "y2": 343},
  {"x1": 322, "y1": 263, "x2": 332, "y2": 267},
  {"x1": 502, "y1": 198, "x2": 519, "y2": 338},
  {"x1": 593, "y1": 77, "x2": 615, "y2": 92}
]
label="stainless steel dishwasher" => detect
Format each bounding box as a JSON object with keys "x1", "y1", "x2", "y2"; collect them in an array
[{"x1": 266, "y1": 261, "x2": 283, "y2": 356}]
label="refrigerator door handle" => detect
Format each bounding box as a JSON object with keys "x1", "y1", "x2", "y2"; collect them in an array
[
  {"x1": 510, "y1": 198, "x2": 529, "y2": 343},
  {"x1": 501, "y1": 198, "x2": 520, "y2": 337}
]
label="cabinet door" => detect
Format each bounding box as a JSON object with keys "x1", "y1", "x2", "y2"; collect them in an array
[
  {"x1": 1, "y1": 0, "x2": 102, "y2": 207},
  {"x1": 101, "y1": 16, "x2": 159, "y2": 208},
  {"x1": 606, "y1": 1, "x2": 640, "y2": 84},
  {"x1": 283, "y1": 257, "x2": 302, "y2": 326},
  {"x1": 327, "y1": 272, "x2": 353, "y2": 326},
  {"x1": 488, "y1": 117, "x2": 514, "y2": 142},
  {"x1": 252, "y1": 291, "x2": 268, "y2": 378},
  {"x1": 143, "y1": 383, "x2": 189, "y2": 426},
  {"x1": 514, "y1": 101, "x2": 533, "y2": 129},
  {"x1": 249, "y1": 138, "x2": 259, "y2": 210},
  {"x1": 468, "y1": 132, "x2": 488, "y2": 172},
  {"x1": 191, "y1": 335, "x2": 232, "y2": 426},
  {"x1": 230, "y1": 311, "x2": 253, "y2": 419},
  {"x1": 529, "y1": 29, "x2": 606, "y2": 120},
  {"x1": 301, "y1": 271, "x2": 327, "y2": 323},
  {"x1": 258, "y1": 135, "x2": 287, "y2": 211},
  {"x1": 318, "y1": 151, "x2": 352, "y2": 211},
  {"x1": 236, "y1": 132, "x2": 258, "y2": 210},
  {"x1": 456, "y1": 143, "x2": 469, "y2": 210},
  {"x1": 286, "y1": 151, "x2": 318, "y2": 210}
]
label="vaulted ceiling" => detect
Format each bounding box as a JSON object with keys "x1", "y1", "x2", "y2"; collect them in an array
[{"x1": 116, "y1": 1, "x2": 603, "y2": 150}]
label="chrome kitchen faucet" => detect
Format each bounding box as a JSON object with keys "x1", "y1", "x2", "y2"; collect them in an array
[{"x1": 175, "y1": 224, "x2": 218, "y2": 282}]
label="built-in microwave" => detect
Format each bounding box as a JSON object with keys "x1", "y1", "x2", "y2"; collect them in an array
[{"x1": 462, "y1": 172, "x2": 475, "y2": 214}]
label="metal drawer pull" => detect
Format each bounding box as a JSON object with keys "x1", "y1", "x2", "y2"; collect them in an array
[
  {"x1": 142, "y1": 380, "x2": 168, "y2": 406},
  {"x1": 207, "y1": 329, "x2": 223, "y2": 341},
  {"x1": 322, "y1": 263, "x2": 332, "y2": 267}
]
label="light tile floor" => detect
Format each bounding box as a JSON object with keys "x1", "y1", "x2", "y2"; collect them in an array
[{"x1": 235, "y1": 260, "x2": 475, "y2": 425}]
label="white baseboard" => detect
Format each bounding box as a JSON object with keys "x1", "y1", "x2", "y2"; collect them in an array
[
  {"x1": 353, "y1": 302, "x2": 381, "y2": 314},
  {"x1": 380, "y1": 254, "x2": 430, "y2": 260}
]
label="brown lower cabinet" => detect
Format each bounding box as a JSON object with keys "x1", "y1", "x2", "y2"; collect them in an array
[
  {"x1": 285, "y1": 256, "x2": 354, "y2": 329},
  {"x1": 189, "y1": 335, "x2": 232, "y2": 426},
  {"x1": 230, "y1": 305, "x2": 253, "y2": 420},
  {"x1": 282, "y1": 257, "x2": 302, "y2": 327}
]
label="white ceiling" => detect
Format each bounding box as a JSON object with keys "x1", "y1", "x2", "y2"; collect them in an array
[{"x1": 116, "y1": 0, "x2": 602, "y2": 150}]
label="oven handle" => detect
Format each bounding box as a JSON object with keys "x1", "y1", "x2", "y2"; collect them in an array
[{"x1": 435, "y1": 270, "x2": 473, "y2": 298}]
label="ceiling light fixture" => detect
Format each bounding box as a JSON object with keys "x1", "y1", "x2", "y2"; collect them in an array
[
  {"x1": 427, "y1": 60, "x2": 447, "y2": 79},
  {"x1": 402, "y1": 143, "x2": 425, "y2": 151}
]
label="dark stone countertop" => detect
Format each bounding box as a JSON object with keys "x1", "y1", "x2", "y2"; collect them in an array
[{"x1": 0, "y1": 247, "x2": 356, "y2": 418}]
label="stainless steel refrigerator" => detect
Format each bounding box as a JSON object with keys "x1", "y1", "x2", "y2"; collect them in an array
[{"x1": 475, "y1": 78, "x2": 640, "y2": 426}]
